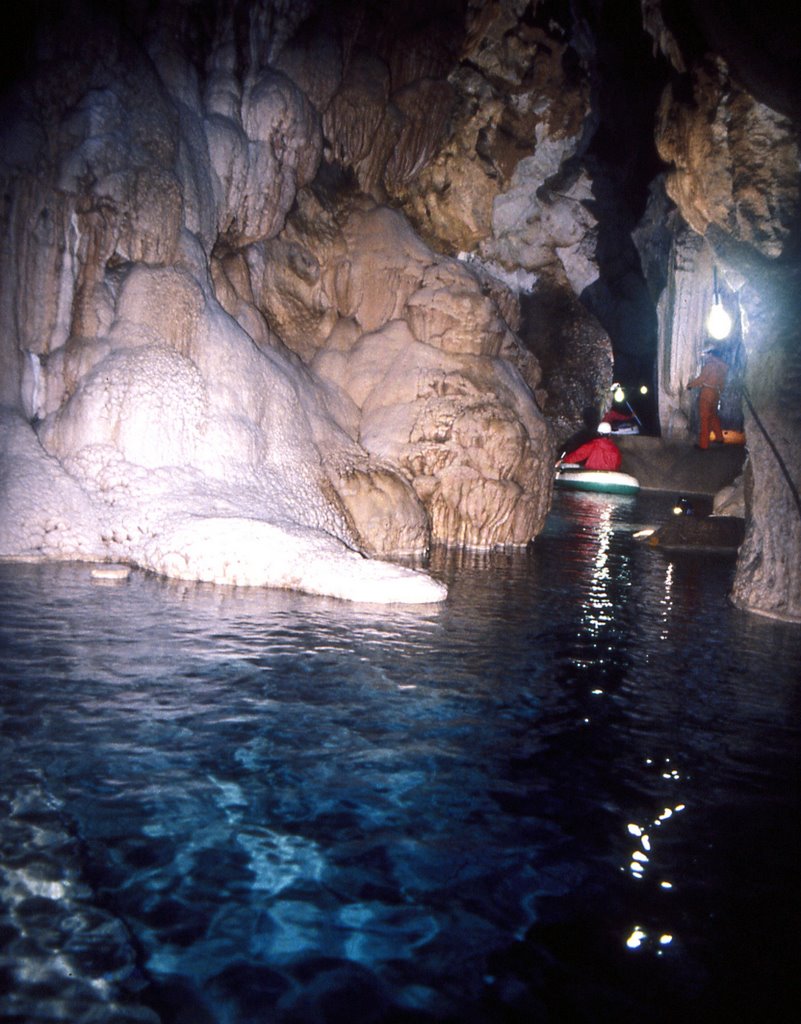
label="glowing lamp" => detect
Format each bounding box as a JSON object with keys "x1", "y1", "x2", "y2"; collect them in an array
[
  {"x1": 613, "y1": 385, "x2": 625, "y2": 403},
  {"x1": 707, "y1": 303, "x2": 732, "y2": 340},
  {"x1": 639, "y1": 385, "x2": 648, "y2": 395},
  {"x1": 707, "y1": 267, "x2": 732, "y2": 340}
]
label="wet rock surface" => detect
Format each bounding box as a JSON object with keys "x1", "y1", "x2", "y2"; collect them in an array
[
  {"x1": 649, "y1": 514, "x2": 745, "y2": 553},
  {"x1": 0, "y1": 0, "x2": 799, "y2": 616},
  {"x1": 645, "y1": 6, "x2": 801, "y2": 620},
  {"x1": 0, "y1": 768, "x2": 158, "y2": 1023}
]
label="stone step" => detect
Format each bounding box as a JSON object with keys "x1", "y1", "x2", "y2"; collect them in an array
[{"x1": 616, "y1": 435, "x2": 746, "y2": 496}]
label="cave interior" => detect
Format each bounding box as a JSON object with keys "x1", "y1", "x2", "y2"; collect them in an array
[{"x1": 0, "y1": 0, "x2": 799, "y2": 618}]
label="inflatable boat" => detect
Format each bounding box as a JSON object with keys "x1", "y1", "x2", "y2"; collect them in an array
[{"x1": 555, "y1": 464, "x2": 640, "y2": 495}]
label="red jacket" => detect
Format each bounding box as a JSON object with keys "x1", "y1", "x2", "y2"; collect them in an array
[{"x1": 563, "y1": 437, "x2": 622, "y2": 470}]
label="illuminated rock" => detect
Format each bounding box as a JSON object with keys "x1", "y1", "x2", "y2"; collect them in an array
[
  {"x1": 656, "y1": 59, "x2": 800, "y2": 260},
  {"x1": 203, "y1": 70, "x2": 323, "y2": 249},
  {"x1": 648, "y1": 43, "x2": 801, "y2": 621},
  {"x1": 0, "y1": 5, "x2": 448, "y2": 603},
  {"x1": 274, "y1": 198, "x2": 556, "y2": 548},
  {"x1": 1, "y1": 305, "x2": 445, "y2": 602},
  {"x1": 1, "y1": 0, "x2": 797, "y2": 618}
]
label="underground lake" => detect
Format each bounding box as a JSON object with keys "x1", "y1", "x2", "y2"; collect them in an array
[{"x1": 1, "y1": 489, "x2": 799, "y2": 1024}]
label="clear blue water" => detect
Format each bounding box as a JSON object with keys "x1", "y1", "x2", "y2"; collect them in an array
[{"x1": 1, "y1": 490, "x2": 799, "y2": 1024}]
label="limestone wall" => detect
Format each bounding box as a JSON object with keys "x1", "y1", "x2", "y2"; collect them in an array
[
  {"x1": 649, "y1": 46, "x2": 801, "y2": 621},
  {"x1": 1, "y1": 0, "x2": 798, "y2": 618},
  {"x1": 0, "y1": 0, "x2": 572, "y2": 601}
]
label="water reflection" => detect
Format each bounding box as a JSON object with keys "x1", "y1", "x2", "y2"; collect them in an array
[
  {"x1": 1, "y1": 492, "x2": 800, "y2": 1024},
  {"x1": 660, "y1": 561, "x2": 674, "y2": 640}
]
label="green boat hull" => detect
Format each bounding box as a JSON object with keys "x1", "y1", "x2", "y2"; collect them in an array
[{"x1": 555, "y1": 469, "x2": 640, "y2": 495}]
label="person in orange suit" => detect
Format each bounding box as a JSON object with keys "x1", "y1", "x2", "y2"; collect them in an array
[
  {"x1": 687, "y1": 347, "x2": 729, "y2": 449},
  {"x1": 561, "y1": 432, "x2": 622, "y2": 471}
]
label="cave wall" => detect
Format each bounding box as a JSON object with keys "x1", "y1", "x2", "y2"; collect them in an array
[
  {"x1": 0, "y1": 0, "x2": 578, "y2": 601},
  {"x1": 0, "y1": 0, "x2": 799, "y2": 618},
  {"x1": 643, "y1": 6, "x2": 801, "y2": 621}
]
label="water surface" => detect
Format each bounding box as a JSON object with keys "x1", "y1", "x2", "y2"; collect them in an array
[{"x1": 1, "y1": 491, "x2": 799, "y2": 1023}]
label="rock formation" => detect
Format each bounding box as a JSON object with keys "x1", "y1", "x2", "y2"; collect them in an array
[
  {"x1": 220, "y1": 190, "x2": 553, "y2": 549},
  {"x1": 0, "y1": 0, "x2": 798, "y2": 619},
  {"x1": 646, "y1": 22, "x2": 801, "y2": 621},
  {"x1": 0, "y1": 0, "x2": 558, "y2": 603}
]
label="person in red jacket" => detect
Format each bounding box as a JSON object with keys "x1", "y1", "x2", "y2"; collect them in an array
[
  {"x1": 561, "y1": 432, "x2": 622, "y2": 471},
  {"x1": 687, "y1": 347, "x2": 729, "y2": 449}
]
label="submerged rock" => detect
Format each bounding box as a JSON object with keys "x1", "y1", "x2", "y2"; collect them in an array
[{"x1": 649, "y1": 515, "x2": 745, "y2": 553}]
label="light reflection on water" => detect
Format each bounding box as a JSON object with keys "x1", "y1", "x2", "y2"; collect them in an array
[{"x1": 1, "y1": 490, "x2": 800, "y2": 1024}]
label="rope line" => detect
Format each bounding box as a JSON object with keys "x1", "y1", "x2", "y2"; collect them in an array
[{"x1": 741, "y1": 386, "x2": 801, "y2": 524}]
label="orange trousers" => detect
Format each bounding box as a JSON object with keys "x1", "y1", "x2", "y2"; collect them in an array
[{"x1": 698, "y1": 387, "x2": 722, "y2": 449}]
